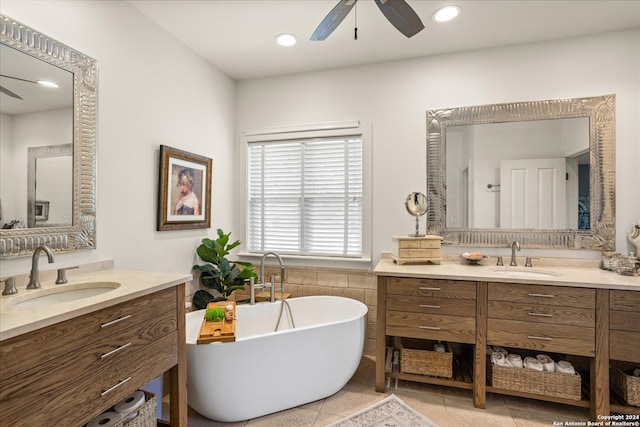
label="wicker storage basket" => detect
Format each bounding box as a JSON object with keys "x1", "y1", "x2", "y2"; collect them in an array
[
  {"x1": 398, "y1": 338, "x2": 453, "y2": 378},
  {"x1": 611, "y1": 364, "x2": 640, "y2": 407},
  {"x1": 112, "y1": 391, "x2": 157, "y2": 427},
  {"x1": 488, "y1": 358, "x2": 581, "y2": 400}
]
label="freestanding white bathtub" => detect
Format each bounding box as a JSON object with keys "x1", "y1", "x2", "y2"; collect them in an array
[{"x1": 185, "y1": 295, "x2": 368, "y2": 422}]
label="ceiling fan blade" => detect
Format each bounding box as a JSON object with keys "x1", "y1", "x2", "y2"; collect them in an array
[
  {"x1": 310, "y1": 0, "x2": 358, "y2": 41},
  {"x1": 0, "y1": 85, "x2": 23, "y2": 100},
  {"x1": 374, "y1": 0, "x2": 424, "y2": 38}
]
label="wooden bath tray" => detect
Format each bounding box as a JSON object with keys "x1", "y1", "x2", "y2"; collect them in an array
[{"x1": 196, "y1": 301, "x2": 236, "y2": 344}]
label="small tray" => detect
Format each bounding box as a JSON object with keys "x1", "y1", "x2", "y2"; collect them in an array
[
  {"x1": 461, "y1": 253, "x2": 488, "y2": 265},
  {"x1": 197, "y1": 301, "x2": 236, "y2": 344}
]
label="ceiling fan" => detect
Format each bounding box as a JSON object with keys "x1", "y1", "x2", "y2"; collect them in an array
[
  {"x1": 0, "y1": 74, "x2": 58, "y2": 100},
  {"x1": 310, "y1": 0, "x2": 424, "y2": 41}
]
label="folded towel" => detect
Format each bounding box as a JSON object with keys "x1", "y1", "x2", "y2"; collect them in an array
[
  {"x1": 507, "y1": 354, "x2": 523, "y2": 368},
  {"x1": 555, "y1": 360, "x2": 576, "y2": 375},
  {"x1": 524, "y1": 357, "x2": 544, "y2": 371},
  {"x1": 536, "y1": 354, "x2": 555, "y2": 372},
  {"x1": 491, "y1": 351, "x2": 508, "y2": 366}
]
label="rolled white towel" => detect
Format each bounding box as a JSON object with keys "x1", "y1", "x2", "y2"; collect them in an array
[
  {"x1": 555, "y1": 360, "x2": 576, "y2": 375},
  {"x1": 634, "y1": 368, "x2": 640, "y2": 377},
  {"x1": 491, "y1": 351, "x2": 508, "y2": 366},
  {"x1": 524, "y1": 357, "x2": 544, "y2": 371},
  {"x1": 536, "y1": 354, "x2": 555, "y2": 372},
  {"x1": 506, "y1": 354, "x2": 523, "y2": 368}
]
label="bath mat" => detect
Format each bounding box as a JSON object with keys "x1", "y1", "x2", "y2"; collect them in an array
[{"x1": 327, "y1": 394, "x2": 439, "y2": 427}]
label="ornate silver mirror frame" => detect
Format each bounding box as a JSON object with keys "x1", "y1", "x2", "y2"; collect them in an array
[
  {"x1": 0, "y1": 14, "x2": 97, "y2": 258},
  {"x1": 426, "y1": 95, "x2": 615, "y2": 250}
]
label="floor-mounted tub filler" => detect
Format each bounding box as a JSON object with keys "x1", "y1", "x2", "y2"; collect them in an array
[{"x1": 185, "y1": 295, "x2": 368, "y2": 422}]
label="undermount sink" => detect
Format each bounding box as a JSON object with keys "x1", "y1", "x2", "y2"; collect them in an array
[
  {"x1": 7, "y1": 282, "x2": 121, "y2": 307},
  {"x1": 491, "y1": 268, "x2": 560, "y2": 278}
]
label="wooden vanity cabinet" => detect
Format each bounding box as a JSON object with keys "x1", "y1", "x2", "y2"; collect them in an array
[
  {"x1": 0, "y1": 284, "x2": 187, "y2": 427},
  {"x1": 377, "y1": 276, "x2": 486, "y2": 407},
  {"x1": 609, "y1": 290, "x2": 640, "y2": 363}
]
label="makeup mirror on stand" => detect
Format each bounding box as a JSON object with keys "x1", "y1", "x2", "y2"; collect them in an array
[{"x1": 405, "y1": 192, "x2": 427, "y2": 237}]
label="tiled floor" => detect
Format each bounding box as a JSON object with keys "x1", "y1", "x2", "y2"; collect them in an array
[{"x1": 181, "y1": 356, "x2": 592, "y2": 426}]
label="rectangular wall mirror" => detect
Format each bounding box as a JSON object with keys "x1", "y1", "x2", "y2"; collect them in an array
[
  {"x1": 426, "y1": 95, "x2": 615, "y2": 250},
  {"x1": 0, "y1": 14, "x2": 98, "y2": 258}
]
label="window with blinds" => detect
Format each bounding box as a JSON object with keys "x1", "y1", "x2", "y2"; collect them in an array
[{"x1": 247, "y1": 136, "x2": 363, "y2": 257}]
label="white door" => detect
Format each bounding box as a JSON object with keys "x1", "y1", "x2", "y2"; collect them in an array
[{"x1": 500, "y1": 158, "x2": 567, "y2": 229}]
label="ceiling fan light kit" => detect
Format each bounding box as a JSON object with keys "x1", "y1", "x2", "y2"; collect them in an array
[{"x1": 310, "y1": 0, "x2": 425, "y2": 41}]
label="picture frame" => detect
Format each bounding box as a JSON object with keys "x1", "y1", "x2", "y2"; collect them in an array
[
  {"x1": 158, "y1": 145, "x2": 212, "y2": 231},
  {"x1": 34, "y1": 201, "x2": 49, "y2": 221}
]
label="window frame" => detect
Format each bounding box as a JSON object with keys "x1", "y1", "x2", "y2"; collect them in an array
[{"x1": 237, "y1": 121, "x2": 372, "y2": 269}]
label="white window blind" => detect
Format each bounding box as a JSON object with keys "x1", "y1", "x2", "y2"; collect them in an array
[{"x1": 248, "y1": 136, "x2": 363, "y2": 257}]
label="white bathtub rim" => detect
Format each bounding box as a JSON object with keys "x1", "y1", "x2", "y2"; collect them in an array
[{"x1": 186, "y1": 295, "x2": 368, "y2": 344}]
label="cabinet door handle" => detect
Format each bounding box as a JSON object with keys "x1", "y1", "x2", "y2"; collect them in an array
[
  {"x1": 419, "y1": 304, "x2": 440, "y2": 309},
  {"x1": 419, "y1": 287, "x2": 440, "y2": 291},
  {"x1": 100, "y1": 342, "x2": 132, "y2": 359},
  {"x1": 527, "y1": 335, "x2": 553, "y2": 341},
  {"x1": 100, "y1": 315, "x2": 132, "y2": 328},
  {"x1": 419, "y1": 326, "x2": 441, "y2": 330},
  {"x1": 528, "y1": 312, "x2": 553, "y2": 317},
  {"x1": 101, "y1": 376, "x2": 132, "y2": 396},
  {"x1": 527, "y1": 293, "x2": 554, "y2": 298}
]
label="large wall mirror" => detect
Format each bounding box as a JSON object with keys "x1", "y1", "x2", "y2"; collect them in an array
[
  {"x1": 426, "y1": 95, "x2": 615, "y2": 250},
  {"x1": 0, "y1": 14, "x2": 97, "y2": 258}
]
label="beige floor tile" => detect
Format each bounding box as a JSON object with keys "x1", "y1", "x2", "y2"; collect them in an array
[
  {"x1": 245, "y1": 407, "x2": 320, "y2": 427},
  {"x1": 319, "y1": 387, "x2": 383, "y2": 418},
  {"x1": 443, "y1": 394, "x2": 517, "y2": 427},
  {"x1": 501, "y1": 394, "x2": 590, "y2": 420}
]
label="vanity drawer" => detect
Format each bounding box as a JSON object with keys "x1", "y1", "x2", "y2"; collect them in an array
[
  {"x1": 488, "y1": 319, "x2": 595, "y2": 357},
  {"x1": 386, "y1": 277, "x2": 476, "y2": 300},
  {"x1": 0, "y1": 286, "x2": 177, "y2": 382},
  {"x1": 0, "y1": 331, "x2": 178, "y2": 427},
  {"x1": 610, "y1": 290, "x2": 640, "y2": 311},
  {"x1": 386, "y1": 311, "x2": 476, "y2": 344},
  {"x1": 488, "y1": 300, "x2": 595, "y2": 328},
  {"x1": 488, "y1": 282, "x2": 595, "y2": 308},
  {"x1": 387, "y1": 294, "x2": 476, "y2": 317},
  {"x1": 610, "y1": 330, "x2": 640, "y2": 363},
  {"x1": 610, "y1": 310, "x2": 640, "y2": 333}
]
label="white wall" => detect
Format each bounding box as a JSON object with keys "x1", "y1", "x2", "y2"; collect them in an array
[
  {"x1": 0, "y1": 0, "x2": 237, "y2": 276},
  {"x1": 237, "y1": 29, "x2": 640, "y2": 265}
]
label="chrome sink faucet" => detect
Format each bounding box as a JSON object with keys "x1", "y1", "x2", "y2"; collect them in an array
[
  {"x1": 510, "y1": 241, "x2": 520, "y2": 267},
  {"x1": 27, "y1": 245, "x2": 55, "y2": 289}
]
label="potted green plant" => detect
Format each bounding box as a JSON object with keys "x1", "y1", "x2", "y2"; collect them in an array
[{"x1": 192, "y1": 228, "x2": 257, "y2": 309}]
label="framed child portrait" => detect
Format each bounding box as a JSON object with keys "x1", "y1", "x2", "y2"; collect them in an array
[{"x1": 158, "y1": 145, "x2": 212, "y2": 231}]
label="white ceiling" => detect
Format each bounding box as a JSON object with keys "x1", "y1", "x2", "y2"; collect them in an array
[{"x1": 129, "y1": 0, "x2": 640, "y2": 81}]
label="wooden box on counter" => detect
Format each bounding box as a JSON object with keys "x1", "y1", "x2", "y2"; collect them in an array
[{"x1": 391, "y1": 235, "x2": 443, "y2": 265}]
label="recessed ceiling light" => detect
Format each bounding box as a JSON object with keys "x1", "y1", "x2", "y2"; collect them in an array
[
  {"x1": 432, "y1": 5, "x2": 461, "y2": 23},
  {"x1": 275, "y1": 33, "x2": 297, "y2": 47}
]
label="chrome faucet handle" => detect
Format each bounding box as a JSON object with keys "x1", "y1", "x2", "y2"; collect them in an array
[
  {"x1": 496, "y1": 256, "x2": 504, "y2": 266},
  {"x1": 524, "y1": 257, "x2": 539, "y2": 268},
  {"x1": 269, "y1": 274, "x2": 276, "y2": 302},
  {"x1": 1, "y1": 277, "x2": 17, "y2": 295},
  {"x1": 55, "y1": 266, "x2": 79, "y2": 284}
]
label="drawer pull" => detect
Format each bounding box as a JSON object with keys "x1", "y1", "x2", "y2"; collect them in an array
[
  {"x1": 100, "y1": 342, "x2": 132, "y2": 359},
  {"x1": 527, "y1": 335, "x2": 553, "y2": 341},
  {"x1": 100, "y1": 315, "x2": 132, "y2": 328},
  {"x1": 528, "y1": 312, "x2": 553, "y2": 317},
  {"x1": 419, "y1": 326, "x2": 441, "y2": 330},
  {"x1": 101, "y1": 376, "x2": 132, "y2": 396},
  {"x1": 419, "y1": 287, "x2": 441, "y2": 291},
  {"x1": 419, "y1": 304, "x2": 440, "y2": 309},
  {"x1": 527, "y1": 293, "x2": 554, "y2": 298}
]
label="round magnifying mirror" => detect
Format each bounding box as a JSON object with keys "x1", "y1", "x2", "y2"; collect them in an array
[{"x1": 405, "y1": 192, "x2": 427, "y2": 236}]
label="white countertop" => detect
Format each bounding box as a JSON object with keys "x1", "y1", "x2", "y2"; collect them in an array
[
  {"x1": 374, "y1": 258, "x2": 640, "y2": 291},
  {"x1": 0, "y1": 269, "x2": 192, "y2": 341}
]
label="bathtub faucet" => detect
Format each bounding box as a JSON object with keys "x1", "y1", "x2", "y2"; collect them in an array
[{"x1": 259, "y1": 252, "x2": 285, "y2": 303}]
